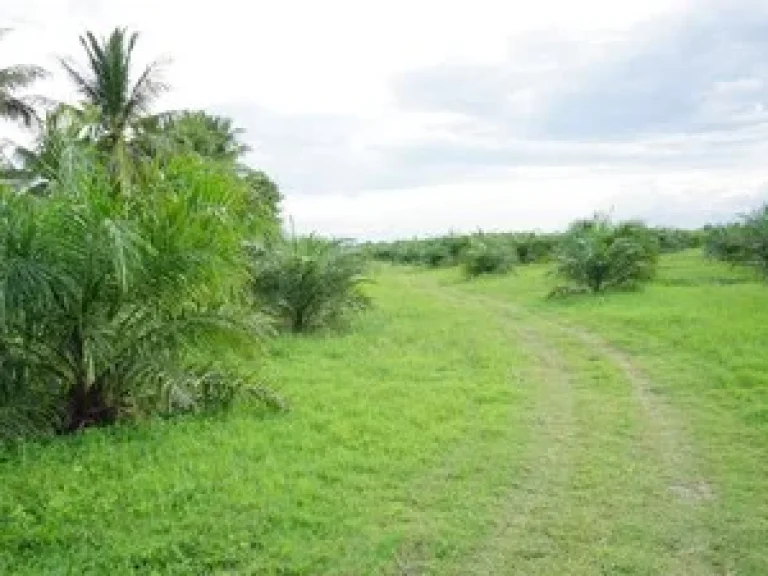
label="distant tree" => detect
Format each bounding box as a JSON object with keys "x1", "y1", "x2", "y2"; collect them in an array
[{"x1": 461, "y1": 233, "x2": 515, "y2": 278}]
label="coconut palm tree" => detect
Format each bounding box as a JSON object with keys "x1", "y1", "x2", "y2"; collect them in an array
[
  {"x1": 60, "y1": 27, "x2": 167, "y2": 191},
  {"x1": 0, "y1": 30, "x2": 48, "y2": 128}
]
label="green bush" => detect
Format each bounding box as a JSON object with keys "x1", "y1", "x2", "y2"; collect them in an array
[
  {"x1": 553, "y1": 216, "x2": 659, "y2": 294},
  {"x1": 461, "y1": 236, "x2": 515, "y2": 278},
  {"x1": 249, "y1": 235, "x2": 369, "y2": 332}
]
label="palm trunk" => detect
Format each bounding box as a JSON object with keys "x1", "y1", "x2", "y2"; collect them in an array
[
  {"x1": 64, "y1": 379, "x2": 117, "y2": 433},
  {"x1": 62, "y1": 327, "x2": 117, "y2": 432}
]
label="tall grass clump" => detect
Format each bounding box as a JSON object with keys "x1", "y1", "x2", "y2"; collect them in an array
[
  {"x1": 552, "y1": 215, "x2": 659, "y2": 295},
  {"x1": 249, "y1": 235, "x2": 369, "y2": 333}
]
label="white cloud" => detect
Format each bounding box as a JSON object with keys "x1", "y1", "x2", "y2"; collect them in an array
[
  {"x1": 285, "y1": 166, "x2": 768, "y2": 239},
  {"x1": 4, "y1": 0, "x2": 768, "y2": 239}
]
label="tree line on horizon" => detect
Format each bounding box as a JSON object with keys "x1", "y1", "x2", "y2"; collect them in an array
[{"x1": 366, "y1": 213, "x2": 768, "y2": 293}]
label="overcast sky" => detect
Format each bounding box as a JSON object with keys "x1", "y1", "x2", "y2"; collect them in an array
[{"x1": 4, "y1": 0, "x2": 768, "y2": 238}]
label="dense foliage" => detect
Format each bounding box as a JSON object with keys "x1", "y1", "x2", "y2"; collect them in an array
[
  {"x1": 553, "y1": 216, "x2": 659, "y2": 294},
  {"x1": 0, "y1": 27, "x2": 289, "y2": 443},
  {"x1": 249, "y1": 235, "x2": 369, "y2": 333},
  {"x1": 138, "y1": 110, "x2": 249, "y2": 163},
  {"x1": 705, "y1": 205, "x2": 768, "y2": 276},
  {"x1": 0, "y1": 149, "x2": 270, "y2": 442}
]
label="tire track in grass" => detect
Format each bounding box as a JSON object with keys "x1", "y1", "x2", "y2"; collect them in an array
[
  {"x1": 557, "y1": 324, "x2": 716, "y2": 568},
  {"x1": 560, "y1": 324, "x2": 714, "y2": 498},
  {"x1": 463, "y1": 321, "x2": 577, "y2": 574},
  {"x1": 417, "y1": 281, "x2": 717, "y2": 575},
  {"x1": 446, "y1": 298, "x2": 637, "y2": 575},
  {"x1": 378, "y1": 282, "x2": 577, "y2": 576},
  {"x1": 399, "y1": 285, "x2": 596, "y2": 574}
]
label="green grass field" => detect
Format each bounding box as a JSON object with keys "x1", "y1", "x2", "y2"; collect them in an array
[{"x1": 2, "y1": 250, "x2": 767, "y2": 574}]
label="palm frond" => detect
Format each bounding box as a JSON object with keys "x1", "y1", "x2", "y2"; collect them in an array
[
  {"x1": 125, "y1": 60, "x2": 168, "y2": 117},
  {"x1": 0, "y1": 29, "x2": 47, "y2": 127},
  {"x1": 0, "y1": 150, "x2": 271, "y2": 436},
  {"x1": 0, "y1": 64, "x2": 48, "y2": 90},
  {"x1": 59, "y1": 58, "x2": 100, "y2": 103},
  {"x1": 0, "y1": 96, "x2": 39, "y2": 127}
]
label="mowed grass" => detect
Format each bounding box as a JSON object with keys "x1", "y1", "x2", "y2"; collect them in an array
[{"x1": 2, "y1": 250, "x2": 768, "y2": 574}]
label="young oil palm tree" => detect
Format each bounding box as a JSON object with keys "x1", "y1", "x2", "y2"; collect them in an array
[
  {"x1": 60, "y1": 27, "x2": 167, "y2": 192},
  {"x1": 0, "y1": 149, "x2": 268, "y2": 439},
  {"x1": 554, "y1": 215, "x2": 659, "y2": 294},
  {"x1": 0, "y1": 29, "x2": 48, "y2": 127},
  {"x1": 249, "y1": 234, "x2": 369, "y2": 332}
]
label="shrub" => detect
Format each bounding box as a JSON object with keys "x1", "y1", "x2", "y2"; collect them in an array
[
  {"x1": 461, "y1": 235, "x2": 515, "y2": 278},
  {"x1": 742, "y1": 208, "x2": 768, "y2": 275},
  {"x1": 553, "y1": 216, "x2": 659, "y2": 294},
  {"x1": 249, "y1": 235, "x2": 369, "y2": 332}
]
